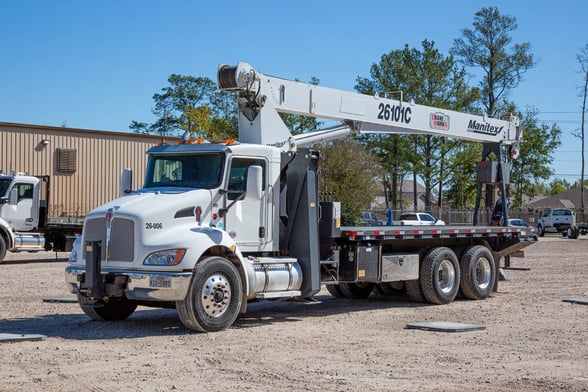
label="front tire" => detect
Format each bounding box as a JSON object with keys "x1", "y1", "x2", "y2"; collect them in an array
[
  {"x1": 0, "y1": 235, "x2": 6, "y2": 263},
  {"x1": 176, "y1": 257, "x2": 243, "y2": 333},
  {"x1": 537, "y1": 225, "x2": 545, "y2": 237},
  {"x1": 420, "y1": 247, "x2": 460, "y2": 305},
  {"x1": 78, "y1": 294, "x2": 137, "y2": 321},
  {"x1": 459, "y1": 245, "x2": 495, "y2": 300}
]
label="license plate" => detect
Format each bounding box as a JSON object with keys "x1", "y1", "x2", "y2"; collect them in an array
[{"x1": 149, "y1": 276, "x2": 172, "y2": 288}]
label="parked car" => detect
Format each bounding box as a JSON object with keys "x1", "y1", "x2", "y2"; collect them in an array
[
  {"x1": 508, "y1": 218, "x2": 529, "y2": 227},
  {"x1": 359, "y1": 211, "x2": 383, "y2": 226},
  {"x1": 399, "y1": 212, "x2": 445, "y2": 226}
]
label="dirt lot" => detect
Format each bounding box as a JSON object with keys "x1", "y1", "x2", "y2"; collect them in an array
[{"x1": 0, "y1": 237, "x2": 587, "y2": 392}]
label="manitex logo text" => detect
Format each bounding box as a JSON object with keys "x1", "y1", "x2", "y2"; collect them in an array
[{"x1": 467, "y1": 120, "x2": 504, "y2": 135}]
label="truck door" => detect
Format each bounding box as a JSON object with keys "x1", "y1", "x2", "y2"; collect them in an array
[
  {"x1": 224, "y1": 157, "x2": 272, "y2": 252},
  {"x1": 3, "y1": 181, "x2": 40, "y2": 231}
]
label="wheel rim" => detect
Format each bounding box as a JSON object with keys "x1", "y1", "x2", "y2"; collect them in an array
[
  {"x1": 201, "y1": 273, "x2": 231, "y2": 318},
  {"x1": 438, "y1": 259, "x2": 456, "y2": 294},
  {"x1": 475, "y1": 257, "x2": 492, "y2": 289}
]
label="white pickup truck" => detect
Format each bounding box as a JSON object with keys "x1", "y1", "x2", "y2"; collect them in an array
[
  {"x1": 399, "y1": 212, "x2": 445, "y2": 226},
  {"x1": 537, "y1": 208, "x2": 575, "y2": 237}
]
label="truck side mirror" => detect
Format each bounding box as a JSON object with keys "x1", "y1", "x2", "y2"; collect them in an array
[
  {"x1": 9, "y1": 188, "x2": 18, "y2": 205},
  {"x1": 120, "y1": 168, "x2": 133, "y2": 196},
  {"x1": 245, "y1": 165, "x2": 263, "y2": 201}
]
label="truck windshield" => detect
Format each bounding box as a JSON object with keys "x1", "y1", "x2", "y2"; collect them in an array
[
  {"x1": 144, "y1": 153, "x2": 225, "y2": 189},
  {"x1": 0, "y1": 178, "x2": 11, "y2": 198}
]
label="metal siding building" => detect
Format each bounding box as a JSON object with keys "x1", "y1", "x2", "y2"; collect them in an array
[{"x1": 0, "y1": 122, "x2": 178, "y2": 220}]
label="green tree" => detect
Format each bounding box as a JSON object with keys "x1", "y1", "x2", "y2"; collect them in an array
[
  {"x1": 318, "y1": 139, "x2": 380, "y2": 225},
  {"x1": 130, "y1": 74, "x2": 238, "y2": 139},
  {"x1": 356, "y1": 40, "x2": 479, "y2": 210},
  {"x1": 575, "y1": 44, "x2": 588, "y2": 210},
  {"x1": 510, "y1": 109, "x2": 561, "y2": 208},
  {"x1": 547, "y1": 178, "x2": 572, "y2": 196},
  {"x1": 451, "y1": 6, "x2": 535, "y2": 118},
  {"x1": 443, "y1": 143, "x2": 482, "y2": 209}
]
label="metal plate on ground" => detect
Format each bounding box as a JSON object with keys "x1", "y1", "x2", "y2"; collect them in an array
[
  {"x1": 0, "y1": 333, "x2": 47, "y2": 343},
  {"x1": 406, "y1": 321, "x2": 486, "y2": 332},
  {"x1": 42, "y1": 297, "x2": 78, "y2": 303},
  {"x1": 562, "y1": 298, "x2": 588, "y2": 305}
]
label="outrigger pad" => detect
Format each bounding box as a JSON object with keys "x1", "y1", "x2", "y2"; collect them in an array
[
  {"x1": 0, "y1": 333, "x2": 47, "y2": 343},
  {"x1": 406, "y1": 321, "x2": 486, "y2": 333},
  {"x1": 42, "y1": 297, "x2": 78, "y2": 303},
  {"x1": 563, "y1": 298, "x2": 588, "y2": 305}
]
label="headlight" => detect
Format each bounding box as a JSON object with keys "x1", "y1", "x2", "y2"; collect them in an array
[
  {"x1": 68, "y1": 248, "x2": 78, "y2": 263},
  {"x1": 68, "y1": 237, "x2": 81, "y2": 263},
  {"x1": 143, "y1": 249, "x2": 186, "y2": 266}
]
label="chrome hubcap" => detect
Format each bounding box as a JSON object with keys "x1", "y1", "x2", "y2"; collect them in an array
[
  {"x1": 201, "y1": 273, "x2": 231, "y2": 317},
  {"x1": 438, "y1": 259, "x2": 456, "y2": 294}
]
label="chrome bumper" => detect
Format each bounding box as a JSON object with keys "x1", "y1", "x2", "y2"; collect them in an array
[{"x1": 65, "y1": 266, "x2": 193, "y2": 302}]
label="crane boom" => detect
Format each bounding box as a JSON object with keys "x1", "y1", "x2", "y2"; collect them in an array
[{"x1": 218, "y1": 62, "x2": 521, "y2": 152}]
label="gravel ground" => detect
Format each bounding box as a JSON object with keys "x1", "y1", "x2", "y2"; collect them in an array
[{"x1": 0, "y1": 236, "x2": 587, "y2": 392}]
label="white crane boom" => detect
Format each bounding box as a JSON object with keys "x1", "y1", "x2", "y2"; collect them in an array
[{"x1": 218, "y1": 62, "x2": 522, "y2": 153}]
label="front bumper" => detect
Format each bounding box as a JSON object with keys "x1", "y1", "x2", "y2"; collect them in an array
[{"x1": 65, "y1": 266, "x2": 193, "y2": 302}]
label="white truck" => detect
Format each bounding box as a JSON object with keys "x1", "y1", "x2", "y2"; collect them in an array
[
  {"x1": 536, "y1": 208, "x2": 580, "y2": 239},
  {"x1": 0, "y1": 173, "x2": 81, "y2": 262},
  {"x1": 65, "y1": 62, "x2": 536, "y2": 332}
]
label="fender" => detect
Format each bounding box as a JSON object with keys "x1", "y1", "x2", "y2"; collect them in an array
[
  {"x1": 183, "y1": 226, "x2": 254, "y2": 313},
  {"x1": 0, "y1": 217, "x2": 15, "y2": 249}
]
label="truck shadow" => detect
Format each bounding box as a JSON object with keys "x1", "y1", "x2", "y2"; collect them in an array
[
  {"x1": 234, "y1": 294, "x2": 425, "y2": 329},
  {"x1": 0, "y1": 294, "x2": 428, "y2": 340}
]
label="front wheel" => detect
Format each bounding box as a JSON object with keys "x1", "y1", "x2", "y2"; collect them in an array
[
  {"x1": 78, "y1": 294, "x2": 137, "y2": 321},
  {"x1": 0, "y1": 235, "x2": 6, "y2": 263},
  {"x1": 176, "y1": 257, "x2": 243, "y2": 333}
]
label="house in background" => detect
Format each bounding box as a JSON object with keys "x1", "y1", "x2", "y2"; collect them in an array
[
  {"x1": 527, "y1": 186, "x2": 588, "y2": 211},
  {"x1": 371, "y1": 180, "x2": 437, "y2": 211}
]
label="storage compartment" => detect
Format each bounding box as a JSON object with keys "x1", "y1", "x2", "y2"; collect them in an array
[
  {"x1": 381, "y1": 253, "x2": 419, "y2": 282},
  {"x1": 338, "y1": 244, "x2": 380, "y2": 282}
]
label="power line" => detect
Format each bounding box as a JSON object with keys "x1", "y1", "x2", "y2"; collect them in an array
[{"x1": 538, "y1": 111, "x2": 585, "y2": 114}]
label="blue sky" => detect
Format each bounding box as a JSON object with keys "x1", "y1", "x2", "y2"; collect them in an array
[{"x1": 1, "y1": 1, "x2": 586, "y2": 184}]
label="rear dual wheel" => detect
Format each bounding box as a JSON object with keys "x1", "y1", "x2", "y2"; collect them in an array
[
  {"x1": 459, "y1": 245, "x2": 496, "y2": 300},
  {"x1": 326, "y1": 282, "x2": 375, "y2": 299},
  {"x1": 419, "y1": 247, "x2": 460, "y2": 305}
]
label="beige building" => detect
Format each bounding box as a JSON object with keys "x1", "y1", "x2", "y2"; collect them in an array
[{"x1": 0, "y1": 121, "x2": 178, "y2": 220}]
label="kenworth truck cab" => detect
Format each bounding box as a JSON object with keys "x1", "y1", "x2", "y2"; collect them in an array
[{"x1": 65, "y1": 62, "x2": 535, "y2": 332}]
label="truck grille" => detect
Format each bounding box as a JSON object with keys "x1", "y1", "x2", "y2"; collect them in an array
[{"x1": 83, "y1": 217, "x2": 135, "y2": 261}]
